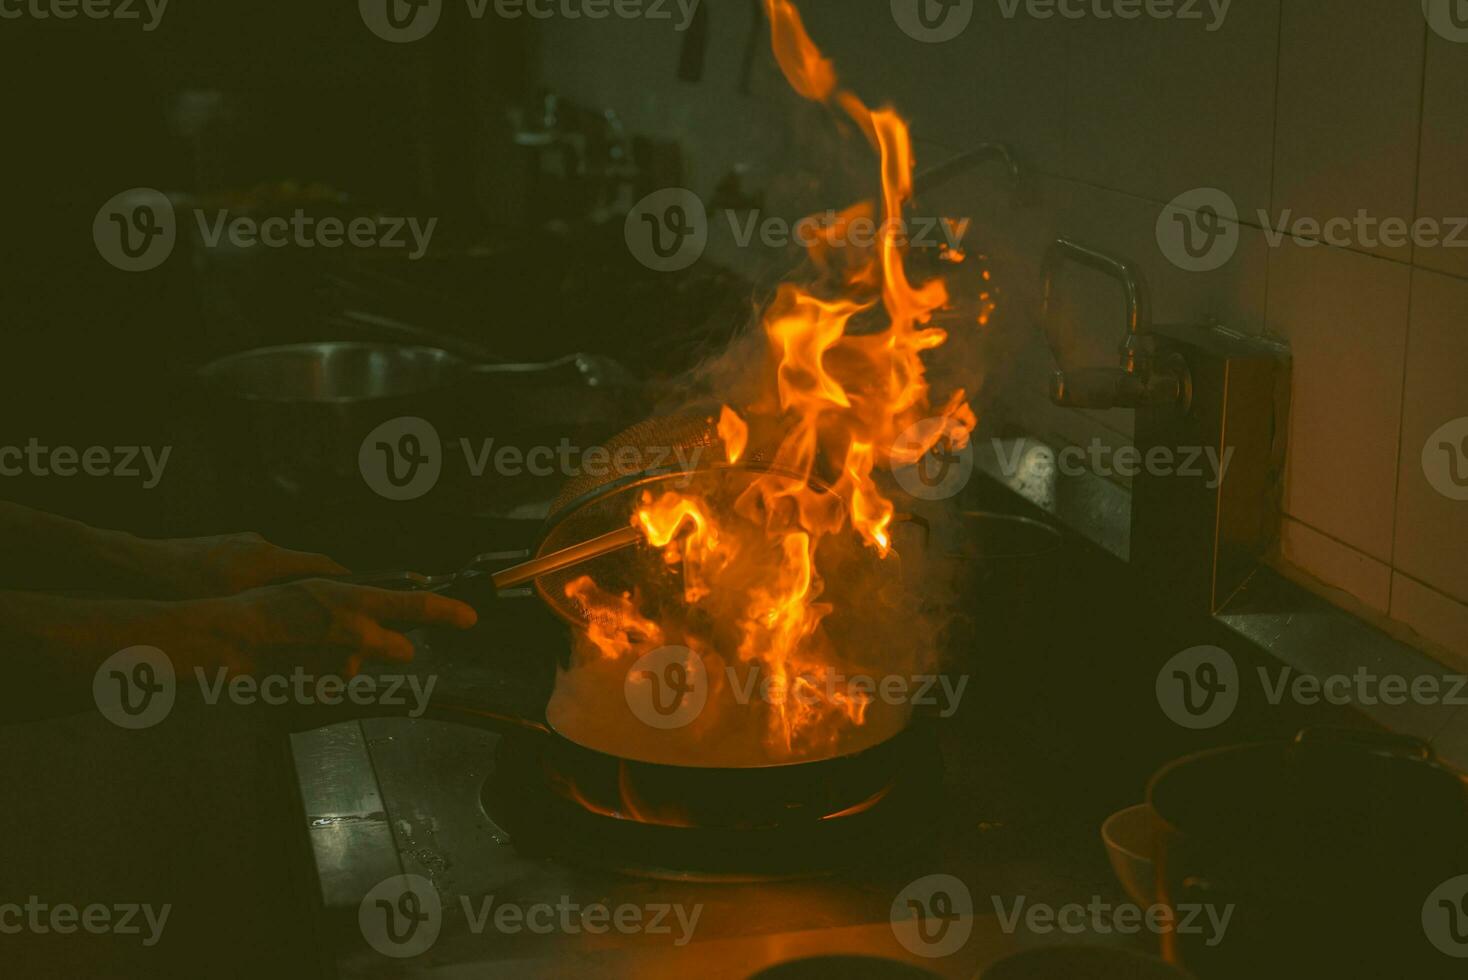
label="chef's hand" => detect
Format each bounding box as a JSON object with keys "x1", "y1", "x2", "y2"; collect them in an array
[
  {"x1": 184, "y1": 578, "x2": 477, "y2": 677},
  {"x1": 133, "y1": 532, "x2": 350, "y2": 599}
]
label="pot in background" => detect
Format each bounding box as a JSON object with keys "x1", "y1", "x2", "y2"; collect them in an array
[
  {"x1": 1101, "y1": 803, "x2": 1156, "y2": 907},
  {"x1": 197, "y1": 342, "x2": 633, "y2": 500},
  {"x1": 1146, "y1": 728, "x2": 1468, "y2": 979},
  {"x1": 982, "y1": 946, "x2": 1193, "y2": 979}
]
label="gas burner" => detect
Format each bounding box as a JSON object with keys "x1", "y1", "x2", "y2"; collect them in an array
[{"x1": 480, "y1": 723, "x2": 945, "y2": 881}]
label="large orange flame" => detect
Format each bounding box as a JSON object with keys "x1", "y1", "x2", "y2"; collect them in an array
[{"x1": 574, "y1": 0, "x2": 977, "y2": 760}]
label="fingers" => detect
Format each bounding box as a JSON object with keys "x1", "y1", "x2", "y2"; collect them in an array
[
  {"x1": 264, "y1": 548, "x2": 351, "y2": 583},
  {"x1": 349, "y1": 587, "x2": 479, "y2": 630},
  {"x1": 351, "y1": 619, "x2": 417, "y2": 664}
]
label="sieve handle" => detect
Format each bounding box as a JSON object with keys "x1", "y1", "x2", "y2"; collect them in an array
[{"x1": 489, "y1": 525, "x2": 645, "y2": 590}]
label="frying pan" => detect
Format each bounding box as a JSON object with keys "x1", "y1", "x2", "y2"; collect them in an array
[{"x1": 389, "y1": 408, "x2": 949, "y2": 823}]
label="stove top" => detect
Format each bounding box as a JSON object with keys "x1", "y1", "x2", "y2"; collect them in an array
[{"x1": 293, "y1": 702, "x2": 1144, "y2": 979}]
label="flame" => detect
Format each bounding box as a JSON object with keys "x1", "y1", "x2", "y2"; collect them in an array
[
  {"x1": 718, "y1": 406, "x2": 748, "y2": 463},
  {"x1": 572, "y1": 0, "x2": 977, "y2": 762}
]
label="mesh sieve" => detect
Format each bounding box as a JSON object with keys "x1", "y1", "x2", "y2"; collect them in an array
[{"x1": 529, "y1": 406, "x2": 808, "y2": 627}]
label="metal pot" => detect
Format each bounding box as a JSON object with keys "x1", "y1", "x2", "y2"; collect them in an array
[
  {"x1": 1146, "y1": 727, "x2": 1468, "y2": 979},
  {"x1": 196, "y1": 341, "x2": 633, "y2": 498}
]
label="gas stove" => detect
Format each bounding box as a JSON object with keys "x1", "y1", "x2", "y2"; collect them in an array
[{"x1": 292, "y1": 686, "x2": 1143, "y2": 978}]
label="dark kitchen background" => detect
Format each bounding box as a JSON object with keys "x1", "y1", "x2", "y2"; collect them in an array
[{"x1": 1, "y1": 2, "x2": 1466, "y2": 978}]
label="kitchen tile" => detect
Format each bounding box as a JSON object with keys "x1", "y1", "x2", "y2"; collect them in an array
[
  {"x1": 1272, "y1": 0, "x2": 1426, "y2": 263},
  {"x1": 1153, "y1": 0, "x2": 1282, "y2": 218},
  {"x1": 1415, "y1": 31, "x2": 1468, "y2": 280},
  {"x1": 1279, "y1": 517, "x2": 1393, "y2": 614},
  {"x1": 1391, "y1": 573, "x2": 1468, "y2": 673},
  {"x1": 1433, "y1": 707, "x2": 1468, "y2": 775},
  {"x1": 1392, "y1": 268, "x2": 1468, "y2": 604},
  {"x1": 801, "y1": 3, "x2": 1070, "y2": 173},
  {"x1": 1061, "y1": 14, "x2": 1168, "y2": 200},
  {"x1": 1266, "y1": 242, "x2": 1411, "y2": 561}
]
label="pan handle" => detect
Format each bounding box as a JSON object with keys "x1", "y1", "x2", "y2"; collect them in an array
[{"x1": 1290, "y1": 726, "x2": 1435, "y2": 762}]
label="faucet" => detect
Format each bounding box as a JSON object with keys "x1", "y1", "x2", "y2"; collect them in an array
[
  {"x1": 1039, "y1": 238, "x2": 1191, "y2": 412},
  {"x1": 913, "y1": 142, "x2": 1031, "y2": 205}
]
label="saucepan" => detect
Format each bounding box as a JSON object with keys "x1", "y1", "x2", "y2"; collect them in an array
[
  {"x1": 196, "y1": 341, "x2": 636, "y2": 497},
  {"x1": 1109, "y1": 727, "x2": 1468, "y2": 979}
]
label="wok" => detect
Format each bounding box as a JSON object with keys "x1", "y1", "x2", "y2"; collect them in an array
[{"x1": 1144, "y1": 727, "x2": 1468, "y2": 979}]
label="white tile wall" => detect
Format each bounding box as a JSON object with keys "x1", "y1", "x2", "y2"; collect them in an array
[
  {"x1": 1272, "y1": 0, "x2": 1426, "y2": 263},
  {"x1": 1415, "y1": 31, "x2": 1468, "y2": 280},
  {"x1": 535, "y1": 0, "x2": 1468, "y2": 664}
]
